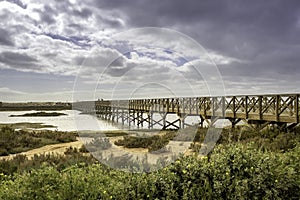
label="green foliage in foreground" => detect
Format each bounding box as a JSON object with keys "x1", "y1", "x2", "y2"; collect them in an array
[
  {"x1": 0, "y1": 143, "x2": 299, "y2": 200},
  {"x1": 0, "y1": 146, "x2": 97, "y2": 175},
  {"x1": 0, "y1": 126, "x2": 77, "y2": 156}
]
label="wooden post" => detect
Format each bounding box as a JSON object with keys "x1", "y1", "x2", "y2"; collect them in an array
[
  {"x1": 128, "y1": 111, "x2": 131, "y2": 128},
  {"x1": 276, "y1": 95, "x2": 280, "y2": 122},
  {"x1": 212, "y1": 97, "x2": 216, "y2": 116},
  {"x1": 199, "y1": 115, "x2": 204, "y2": 128},
  {"x1": 182, "y1": 98, "x2": 185, "y2": 114},
  {"x1": 166, "y1": 99, "x2": 169, "y2": 113},
  {"x1": 189, "y1": 98, "x2": 192, "y2": 114},
  {"x1": 122, "y1": 110, "x2": 125, "y2": 126},
  {"x1": 116, "y1": 109, "x2": 119, "y2": 123},
  {"x1": 204, "y1": 97, "x2": 207, "y2": 117},
  {"x1": 259, "y1": 96, "x2": 262, "y2": 120},
  {"x1": 196, "y1": 97, "x2": 199, "y2": 114},
  {"x1": 148, "y1": 112, "x2": 152, "y2": 129},
  {"x1": 245, "y1": 96, "x2": 248, "y2": 119},
  {"x1": 181, "y1": 116, "x2": 185, "y2": 129},
  {"x1": 295, "y1": 94, "x2": 299, "y2": 123},
  {"x1": 137, "y1": 112, "x2": 140, "y2": 128},
  {"x1": 162, "y1": 113, "x2": 167, "y2": 130},
  {"x1": 232, "y1": 96, "x2": 236, "y2": 119},
  {"x1": 222, "y1": 96, "x2": 225, "y2": 117}
]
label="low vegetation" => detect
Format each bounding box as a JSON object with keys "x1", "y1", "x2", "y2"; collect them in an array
[
  {"x1": 79, "y1": 130, "x2": 128, "y2": 138},
  {"x1": 0, "y1": 142, "x2": 299, "y2": 199},
  {"x1": 0, "y1": 126, "x2": 77, "y2": 156},
  {"x1": 191, "y1": 126, "x2": 300, "y2": 153},
  {"x1": 114, "y1": 126, "x2": 300, "y2": 154},
  {"x1": 0, "y1": 126, "x2": 299, "y2": 199},
  {"x1": 0, "y1": 122, "x2": 55, "y2": 129},
  {"x1": 114, "y1": 130, "x2": 177, "y2": 152},
  {"x1": 86, "y1": 137, "x2": 112, "y2": 152},
  {"x1": 0, "y1": 146, "x2": 96, "y2": 175},
  {"x1": 9, "y1": 111, "x2": 67, "y2": 117}
]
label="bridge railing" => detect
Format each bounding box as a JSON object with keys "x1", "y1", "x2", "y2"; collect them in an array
[{"x1": 94, "y1": 94, "x2": 300, "y2": 123}]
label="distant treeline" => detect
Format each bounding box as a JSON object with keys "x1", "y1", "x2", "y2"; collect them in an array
[{"x1": 0, "y1": 102, "x2": 72, "y2": 111}]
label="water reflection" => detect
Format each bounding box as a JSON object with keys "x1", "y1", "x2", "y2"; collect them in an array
[{"x1": 0, "y1": 110, "x2": 118, "y2": 131}]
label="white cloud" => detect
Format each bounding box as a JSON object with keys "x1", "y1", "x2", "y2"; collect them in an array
[
  {"x1": 1, "y1": 0, "x2": 295, "y2": 102},
  {"x1": 0, "y1": 87, "x2": 73, "y2": 102},
  {"x1": 0, "y1": 87, "x2": 26, "y2": 94}
]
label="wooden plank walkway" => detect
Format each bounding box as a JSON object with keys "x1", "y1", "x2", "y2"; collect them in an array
[{"x1": 79, "y1": 94, "x2": 300, "y2": 130}]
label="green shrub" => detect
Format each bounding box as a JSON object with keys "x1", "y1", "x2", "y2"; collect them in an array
[
  {"x1": 0, "y1": 126, "x2": 77, "y2": 155},
  {"x1": 0, "y1": 143, "x2": 299, "y2": 199},
  {"x1": 86, "y1": 137, "x2": 112, "y2": 152},
  {"x1": 0, "y1": 148, "x2": 97, "y2": 175},
  {"x1": 115, "y1": 131, "x2": 176, "y2": 152},
  {"x1": 1, "y1": 127, "x2": 299, "y2": 199}
]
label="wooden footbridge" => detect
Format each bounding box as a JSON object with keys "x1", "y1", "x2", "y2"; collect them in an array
[{"x1": 74, "y1": 94, "x2": 300, "y2": 131}]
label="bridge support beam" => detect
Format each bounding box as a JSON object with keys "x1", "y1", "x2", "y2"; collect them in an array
[
  {"x1": 136, "y1": 111, "x2": 146, "y2": 128},
  {"x1": 204, "y1": 116, "x2": 220, "y2": 127},
  {"x1": 287, "y1": 123, "x2": 298, "y2": 132},
  {"x1": 246, "y1": 120, "x2": 271, "y2": 131},
  {"x1": 199, "y1": 115, "x2": 204, "y2": 128},
  {"x1": 275, "y1": 122, "x2": 287, "y2": 132},
  {"x1": 134, "y1": 113, "x2": 182, "y2": 130},
  {"x1": 177, "y1": 113, "x2": 188, "y2": 129},
  {"x1": 128, "y1": 110, "x2": 137, "y2": 127},
  {"x1": 229, "y1": 118, "x2": 241, "y2": 128}
]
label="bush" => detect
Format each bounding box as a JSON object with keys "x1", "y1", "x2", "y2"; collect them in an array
[
  {"x1": 0, "y1": 126, "x2": 77, "y2": 155},
  {"x1": 114, "y1": 131, "x2": 176, "y2": 152},
  {"x1": 1, "y1": 127, "x2": 299, "y2": 199},
  {"x1": 0, "y1": 143, "x2": 299, "y2": 199},
  {"x1": 86, "y1": 137, "x2": 112, "y2": 152},
  {"x1": 0, "y1": 148, "x2": 97, "y2": 175},
  {"x1": 209, "y1": 127, "x2": 300, "y2": 152}
]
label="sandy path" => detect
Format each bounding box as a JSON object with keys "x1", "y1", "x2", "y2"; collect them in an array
[
  {"x1": 1, "y1": 139, "x2": 84, "y2": 160},
  {"x1": 0, "y1": 136, "x2": 147, "y2": 161},
  {"x1": 0, "y1": 130, "x2": 193, "y2": 161}
]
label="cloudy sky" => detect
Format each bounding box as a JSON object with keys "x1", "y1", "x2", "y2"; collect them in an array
[{"x1": 0, "y1": 0, "x2": 300, "y2": 102}]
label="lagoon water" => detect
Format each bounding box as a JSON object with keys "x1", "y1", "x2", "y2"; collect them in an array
[
  {"x1": 0, "y1": 110, "x2": 119, "y2": 131},
  {"x1": 0, "y1": 109, "x2": 231, "y2": 171},
  {"x1": 0, "y1": 110, "x2": 232, "y2": 132}
]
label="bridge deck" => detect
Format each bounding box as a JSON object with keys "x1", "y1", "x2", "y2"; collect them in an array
[{"x1": 94, "y1": 94, "x2": 300, "y2": 124}]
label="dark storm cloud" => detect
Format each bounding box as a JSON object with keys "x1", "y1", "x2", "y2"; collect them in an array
[
  {"x1": 94, "y1": 0, "x2": 300, "y2": 52},
  {"x1": 96, "y1": 15, "x2": 123, "y2": 28},
  {"x1": 72, "y1": 7, "x2": 93, "y2": 18},
  {"x1": 0, "y1": 28, "x2": 14, "y2": 46},
  {"x1": 219, "y1": 43, "x2": 300, "y2": 80},
  {"x1": 94, "y1": 0, "x2": 300, "y2": 80},
  {"x1": 0, "y1": 51, "x2": 38, "y2": 69},
  {"x1": 94, "y1": 0, "x2": 229, "y2": 26}
]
